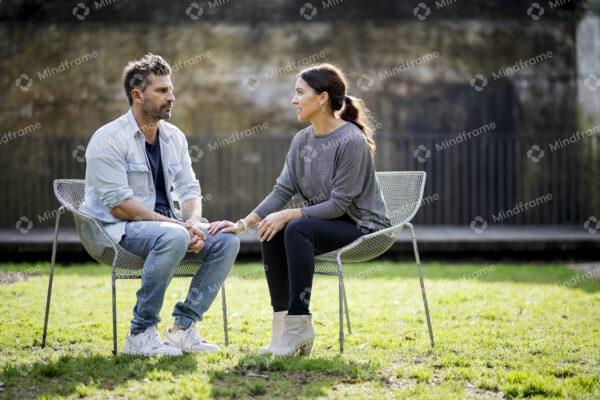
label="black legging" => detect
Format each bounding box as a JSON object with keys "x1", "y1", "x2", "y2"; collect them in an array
[{"x1": 261, "y1": 214, "x2": 365, "y2": 315}]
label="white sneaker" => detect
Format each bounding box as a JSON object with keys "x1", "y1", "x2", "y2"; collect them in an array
[
  {"x1": 123, "y1": 326, "x2": 183, "y2": 356},
  {"x1": 164, "y1": 326, "x2": 219, "y2": 353}
]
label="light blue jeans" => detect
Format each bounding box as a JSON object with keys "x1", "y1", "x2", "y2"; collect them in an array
[{"x1": 119, "y1": 221, "x2": 240, "y2": 334}]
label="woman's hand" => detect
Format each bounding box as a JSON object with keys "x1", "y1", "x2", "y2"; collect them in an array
[
  {"x1": 208, "y1": 220, "x2": 245, "y2": 234},
  {"x1": 257, "y1": 210, "x2": 293, "y2": 242}
]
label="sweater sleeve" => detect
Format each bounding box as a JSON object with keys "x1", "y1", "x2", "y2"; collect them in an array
[
  {"x1": 253, "y1": 143, "x2": 297, "y2": 218},
  {"x1": 301, "y1": 135, "x2": 370, "y2": 219}
]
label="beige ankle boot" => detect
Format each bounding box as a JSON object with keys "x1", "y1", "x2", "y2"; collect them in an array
[
  {"x1": 270, "y1": 314, "x2": 315, "y2": 357},
  {"x1": 259, "y1": 311, "x2": 286, "y2": 355}
]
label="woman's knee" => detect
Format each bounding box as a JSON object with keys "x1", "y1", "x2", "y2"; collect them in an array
[{"x1": 284, "y1": 218, "x2": 314, "y2": 240}]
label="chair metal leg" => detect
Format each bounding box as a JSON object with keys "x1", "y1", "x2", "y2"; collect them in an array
[
  {"x1": 221, "y1": 282, "x2": 229, "y2": 346},
  {"x1": 408, "y1": 224, "x2": 435, "y2": 347},
  {"x1": 341, "y1": 279, "x2": 351, "y2": 334},
  {"x1": 337, "y1": 255, "x2": 344, "y2": 354},
  {"x1": 42, "y1": 206, "x2": 63, "y2": 348},
  {"x1": 111, "y1": 266, "x2": 118, "y2": 355}
]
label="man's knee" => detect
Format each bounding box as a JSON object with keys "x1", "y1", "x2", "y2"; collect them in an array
[
  {"x1": 157, "y1": 223, "x2": 189, "y2": 255},
  {"x1": 216, "y1": 232, "x2": 240, "y2": 256}
]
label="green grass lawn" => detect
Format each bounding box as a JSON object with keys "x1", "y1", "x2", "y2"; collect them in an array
[{"x1": 0, "y1": 261, "x2": 599, "y2": 399}]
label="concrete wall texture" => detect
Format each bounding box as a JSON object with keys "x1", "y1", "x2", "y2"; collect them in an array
[{"x1": 0, "y1": 0, "x2": 599, "y2": 227}]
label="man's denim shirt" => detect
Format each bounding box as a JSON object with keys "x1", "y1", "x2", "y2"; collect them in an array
[{"x1": 80, "y1": 109, "x2": 201, "y2": 242}]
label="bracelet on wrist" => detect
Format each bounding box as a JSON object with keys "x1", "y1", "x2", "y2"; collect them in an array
[{"x1": 236, "y1": 219, "x2": 248, "y2": 232}]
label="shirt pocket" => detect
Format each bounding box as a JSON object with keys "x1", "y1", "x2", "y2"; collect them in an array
[
  {"x1": 126, "y1": 161, "x2": 150, "y2": 197},
  {"x1": 166, "y1": 163, "x2": 182, "y2": 187}
]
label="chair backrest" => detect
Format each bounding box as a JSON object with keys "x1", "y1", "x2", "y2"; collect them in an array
[
  {"x1": 282, "y1": 171, "x2": 426, "y2": 227},
  {"x1": 53, "y1": 179, "x2": 117, "y2": 263},
  {"x1": 54, "y1": 179, "x2": 86, "y2": 212},
  {"x1": 376, "y1": 171, "x2": 426, "y2": 226}
]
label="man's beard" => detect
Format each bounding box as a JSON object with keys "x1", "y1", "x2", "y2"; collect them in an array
[
  {"x1": 142, "y1": 101, "x2": 172, "y2": 121},
  {"x1": 158, "y1": 106, "x2": 171, "y2": 120}
]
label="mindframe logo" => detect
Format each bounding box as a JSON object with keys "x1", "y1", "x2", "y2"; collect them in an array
[
  {"x1": 37, "y1": 51, "x2": 100, "y2": 81},
  {"x1": 72, "y1": 144, "x2": 87, "y2": 163},
  {"x1": 299, "y1": 0, "x2": 345, "y2": 21},
  {"x1": 527, "y1": 0, "x2": 572, "y2": 20},
  {"x1": 527, "y1": 145, "x2": 545, "y2": 163},
  {"x1": 469, "y1": 74, "x2": 488, "y2": 92},
  {"x1": 490, "y1": 193, "x2": 553, "y2": 223},
  {"x1": 548, "y1": 124, "x2": 600, "y2": 152},
  {"x1": 171, "y1": 52, "x2": 212, "y2": 72},
  {"x1": 527, "y1": 2, "x2": 545, "y2": 20},
  {"x1": 356, "y1": 51, "x2": 440, "y2": 92},
  {"x1": 412, "y1": 145, "x2": 431, "y2": 163},
  {"x1": 435, "y1": 122, "x2": 496, "y2": 152},
  {"x1": 0, "y1": 122, "x2": 42, "y2": 145},
  {"x1": 186, "y1": 2, "x2": 204, "y2": 20},
  {"x1": 207, "y1": 122, "x2": 270, "y2": 152},
  {"x1": 15, "y1": 51, "x2": 100, "y2": 94},
  {"x1": 471, "y1": 51, "x2": 553, "y2": 92},
  {"x1": 15, "y1": 74, "x2": 34, "y2": 92},
  {"x1": 470, "y1": 216, "x2": 488, "y2": 234},
  {"x1": 15, "y1": 216, "x2": 34, "y2": 234},
  {"x1": 299, "y1": 2, "x2": 318, "y2": 20},
  {"x1": 242, "y1": 50, "x2": 328, "y2": 92},
  {"x1": 72, "y1": 0, "x2": 120, "y2": 21},
  {"x1": 413, "y1": 0, "x2": 459, "y2": 21},
  {"x1": 413, "y1": 3, "x2": 431, "y2": 21},
  {"x1": 584, "y1": 216, "x2": 599, "y2": 234}
]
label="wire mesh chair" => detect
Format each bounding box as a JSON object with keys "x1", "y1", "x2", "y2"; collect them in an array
[
  {"x1": 308, "y1": 171, "x2": 435, "y2": 353},
  {"x1": 41, "y1": 179, "x2": 229, "y2": 355}
]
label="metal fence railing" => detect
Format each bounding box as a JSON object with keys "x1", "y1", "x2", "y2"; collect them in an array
[{"x1": 1, "y1": 133, "x2": 597, "y2": 229}]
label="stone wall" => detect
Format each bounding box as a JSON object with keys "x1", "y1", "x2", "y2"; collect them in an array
[
  {"x1": 0, "y1": 1, "x2": 589, "y2": 138},
  {"x1": 1, "y1": 0, "x2": 598, "y2": 227}
]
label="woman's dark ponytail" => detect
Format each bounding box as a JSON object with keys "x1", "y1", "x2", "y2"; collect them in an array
[{"x1": 340, "y1": 95, "x2": 376, "y2": 155}]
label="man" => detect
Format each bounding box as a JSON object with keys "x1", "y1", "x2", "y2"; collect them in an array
[{"x1": 80, "y1": 54, "x2": 240, "y2": 356}]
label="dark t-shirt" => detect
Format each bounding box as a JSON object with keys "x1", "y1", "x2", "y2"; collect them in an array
[{"x1": 145, "y1": 132, "x2": 172, "y2": 218}]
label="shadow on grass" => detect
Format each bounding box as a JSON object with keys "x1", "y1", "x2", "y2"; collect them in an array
[
  {"x1": 208, "y1": 353, "x2": 372, "y2": 399},
  {"x1": 2, "y1": 262, "x2": 599, "y2": 293},
  {"x1": 236, "y1": 262, "x2": 600, "y2": 293},
  {"x1": 337, "y1": 263, "x2": 600, "y2": 293},
  {"x1": 0, "y1": 352, "x2": 198, "y2": 399}
]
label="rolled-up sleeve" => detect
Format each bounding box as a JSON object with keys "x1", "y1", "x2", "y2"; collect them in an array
[
  {"x1": 86, "y1": 138, "x2": 133, "y2": 210},
  {"x1": 171, "y1": 134, "x2": 202, "y2": 203}
]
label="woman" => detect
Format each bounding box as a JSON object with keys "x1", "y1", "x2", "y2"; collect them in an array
[{"x1": 208, "y1": 63, "x2": 391, "y2": 356}]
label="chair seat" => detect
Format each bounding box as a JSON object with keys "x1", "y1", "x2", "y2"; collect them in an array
[
  {"x1": 113, "y1": 248, "x2": 207, "y2": 279},
  {"x1": 314, "y1": 225, "x2": 403, "y2": 275}
]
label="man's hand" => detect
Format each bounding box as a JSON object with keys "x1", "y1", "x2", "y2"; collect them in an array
[
  {"x1": 187, "y1": 237, "x2": 204, "y2": 253},
  {"x1": 184, "y1": 219, "x2": 205, "y2": 253}
]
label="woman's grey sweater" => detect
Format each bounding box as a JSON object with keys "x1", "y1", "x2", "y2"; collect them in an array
[{"x1": 254, "y1": 122, "x2": 391, "y2": 232}]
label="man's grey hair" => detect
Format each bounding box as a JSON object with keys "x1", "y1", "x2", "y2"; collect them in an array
[{"x1": 122, "y1": 53, "x2": 172, "y2": 106}]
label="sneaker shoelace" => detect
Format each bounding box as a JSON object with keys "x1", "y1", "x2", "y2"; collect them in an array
[
  {"x1": 187, "y1": 327, "x2": 208, "y2": 346},
  {"x1": 147, "y1": 328, "x2": 168, "y2": 350}
]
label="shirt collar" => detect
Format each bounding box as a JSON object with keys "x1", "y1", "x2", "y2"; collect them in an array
[{"x1": 125, "y1": 109, "x2": 171, "y2": 142}]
